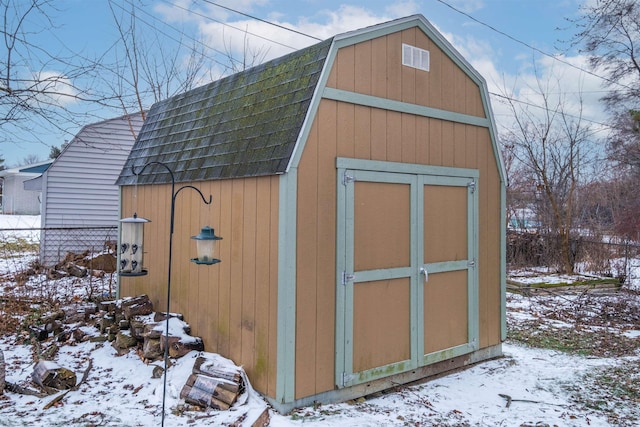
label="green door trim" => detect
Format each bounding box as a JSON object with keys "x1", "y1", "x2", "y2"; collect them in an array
[
  {"x1": 336, "y1": 158, "x2": 479, "y2": 389},
  {"x1": 418, "y1": 175, "x2": 479, "y2": 366},
  {"x1": 336, "y1": 168, "x2": 418, "y2": 388}
]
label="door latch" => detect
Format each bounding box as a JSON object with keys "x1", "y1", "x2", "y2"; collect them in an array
[{"x1": 419, "y1": 267, "x2": 428, "y2": 283}]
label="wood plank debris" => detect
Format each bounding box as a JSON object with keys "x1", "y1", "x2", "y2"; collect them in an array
[{"x1": 32, "y1": 360, "x2": 77, "y2": 390}]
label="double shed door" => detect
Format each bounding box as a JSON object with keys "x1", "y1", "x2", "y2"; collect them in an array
[{"x1": 336, "y1": 159, "x2": 479, "y2": 388}]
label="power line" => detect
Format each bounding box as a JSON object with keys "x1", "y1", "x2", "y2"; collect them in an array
[
  {"x1": 115, "y1": 0, "x2": 623, "y2": 130},
  {"x1": 434, "y1": 0, "x2": 635, "y2": 92},
  {"x1": 199, "y1": 0, "x2": 322, "y2": 42},
  {"x1": 161, "y1": 0, "x2": 303, "y2": 51},
  {"x1": 489, "y1": 91, "x2": 613, "y2": 131},
  {"x1": 114, "y1": 0, "x2": 240, "y2": 68}
]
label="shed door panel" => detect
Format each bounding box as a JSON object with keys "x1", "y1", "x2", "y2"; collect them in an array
[
  {"x1": 353, "y1": 277, "x2": 411, "y2": 372},
  {"x1": 424, "y1": 185, "x2": 467, "y2": 263},
  {"x1": 354, "y1": 182, "x2": 411, "y2": 271},
  {"x1": 421, "y1": 178, "x2": 479, "y2": 363},
  {"x1": 336, "y1": 164, "x2": 478, "y2": 389},
  {"x1": 353, "y1": 181, "x2": 412, "y2": 371}
]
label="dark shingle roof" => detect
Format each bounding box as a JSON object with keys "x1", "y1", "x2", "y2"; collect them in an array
[{"x1": 117, "y1": 38, "x2": 333, "y2": 186}]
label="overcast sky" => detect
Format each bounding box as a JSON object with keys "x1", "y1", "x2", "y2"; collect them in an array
[{"x1": 2, "y1": 0, "x2": 610, "y2": 167}]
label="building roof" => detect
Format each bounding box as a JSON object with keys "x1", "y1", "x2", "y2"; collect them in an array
[
  {"x1": 0, "y1": 160, "x2": 54, "y2": 177},
  {"x1": 117, "y1": 38, "x2": 333, "y2": 186},
  {"x1": 117, "y1": 14, "x2": 506, "y2": 187},
  {"x1": 20, "y1": 161, "x2": 53, "y2": 174}
]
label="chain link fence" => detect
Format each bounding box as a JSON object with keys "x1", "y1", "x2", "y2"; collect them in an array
[{"x1": 0, "y1": 226, "x2": 119, "y2": 303}]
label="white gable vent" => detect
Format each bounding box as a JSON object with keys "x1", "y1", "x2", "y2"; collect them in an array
[{"x1": 402, "y1": 43, "x2": 430, "y2": 72}]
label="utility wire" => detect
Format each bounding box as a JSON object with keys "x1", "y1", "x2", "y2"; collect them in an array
[
  {"x1": 434, "y1": 0, "x2": 635, "y2": 92},
  {"x1": 116, "y1": 0, "x2": 624, "y2": 127},
  {"x1": 161, "y1": 0, "x2": 302, "y2": 50},
  {"x1": 115, "y1": 0, "x2": 241, "y2": 68},
  {"x1": 490, "y1": 91, "x2": 613, "y2": 131},
  {"x1": 199, "y1": 0, "x2": 322, "y2": 42}
]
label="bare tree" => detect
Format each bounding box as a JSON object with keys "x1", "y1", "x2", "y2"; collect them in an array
[
  {"x1": 21, "y1": 154, "x2": 40, "y2": 165},
  {"x1": 500, "y1": 70, "x2": 596, "y2": 274},
  {"x1": 0, "y1": 0, "x2": 103, "y2": 147},
  {"x1": 93, "y1": 0, "x2": 222, "y2": 125},
  {"x1": 572, "y1": 1, "x2": 640, "y2": 240},
  {"x1": 573, "y1": 0, "x2": 640, "y2": 110},
  {"x1": 221, "y1": 26, "x2": 270, "y2": 74},
  {"x1": 1, "y1": 0, "x2": 271, "y2": 156}
]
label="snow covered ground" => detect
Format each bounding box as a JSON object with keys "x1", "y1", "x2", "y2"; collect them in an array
[
  {"x1": 0, "y1": 215, "x2": 638, "y2": 426},
  {"x1": 0, "y1": 214, "x2": 40, "y2": 242}
]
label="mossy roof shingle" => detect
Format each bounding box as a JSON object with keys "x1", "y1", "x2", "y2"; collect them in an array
[{"x1": 117, "y1": 38, "x2": 332, "y2": 185}]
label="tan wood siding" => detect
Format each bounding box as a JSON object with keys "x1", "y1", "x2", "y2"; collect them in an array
[
  {"x1": 120, "y1": 175, "x2": 279, "y2": 397},
  {"x1": 295, "y1": 100, "x2": 340, "y2": 398},
  {"x1": 296, "y1": 93, "x2": 500, "y2": 398},
  {"x1": 328, "y1": 28, "x2": 487, "y2": 118}
]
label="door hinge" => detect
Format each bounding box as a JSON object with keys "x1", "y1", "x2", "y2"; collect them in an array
[
  {"x1": 343, "y1": 171, "x2": 356, "y2": 185},
  {"x1": 341, "y1": 271, "x2": 355, "y2": 285},
  {"x1": 467, "y1": 180, "x2": 476, "y2": 193}
]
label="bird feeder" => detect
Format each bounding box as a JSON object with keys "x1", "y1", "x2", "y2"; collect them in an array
[
  {"x1": 119, "y1": 213, "x2": 150, "y2": 276},
  {"x1": 191, "y1": 226, "x2": 222, "y2": 265}
]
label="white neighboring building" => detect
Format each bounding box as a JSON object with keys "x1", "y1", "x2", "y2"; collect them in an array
[
  {"x1": 26, "y1": 113, "x2": 144, "y2": 265},
  {"x1": 0, "y1": 160, "x2": 53, "y2": 215}
]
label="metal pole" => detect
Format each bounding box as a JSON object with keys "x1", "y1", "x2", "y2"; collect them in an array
[{"x1": 131, "y1": 162, "x2": 211, "y2": 427}]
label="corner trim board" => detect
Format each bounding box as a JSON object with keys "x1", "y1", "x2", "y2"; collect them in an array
[{"x1": 276, "y1": 169, "x2": 298, "y2": 402}]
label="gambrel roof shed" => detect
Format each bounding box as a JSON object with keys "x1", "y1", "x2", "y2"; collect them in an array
[
  {"x1": 118, "y1": 14, "x2": 506, "y2": 413},
  {"x1": 117, "y1": 38, "x2": 332, "y2": 185}
]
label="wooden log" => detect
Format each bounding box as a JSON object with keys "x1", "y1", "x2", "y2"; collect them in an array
[
  {"x1": 114, "y1": 332, "x2": 138, "y2": 349},
  {"x1": 72, "y1": 328, "x2": 88, "y2": 342},
  {"x1": 63, "y1": 262, "x2": 87, "y2": 278},
  {"x1": 251, "y1": 408, "x2": 270, "y2": 427},
  {"x1": 99, "y1": 315, "x2": 116, "y2": 334},
  {"x1": 129, "y1": 319, "x2": 146, "y2": 341},
  {"x1": 142, "y1": 322, "x2": 163, "y2": 339},
  {"x1": 32, "y1": 360, "x2": 77, "y2": 390},
  {"x1": 179, "y1": 383, "x2": 231, "y2": 410},
  {"x1": 161, "y1": 336, "x2": 204, "y2": 359},
  {"x1": 46, "y1": 269, "x2": 65, "y2": 280},
  {"x1": 142, "y1": 337, "x2": 163, "y2": 360},
  {"x1": 188, "y1": 372, "x2": 240, "y2": 394},
  {"x1": 5, "y1": 381, "x2": 47, "y2": 397},
  {"x1": 192, "y1": 357, "x2": 242, "y2": 385},
  {"x1": 61, "y1": 306, "x2": 86, "y2": 324},
  {"x1": 99, "y1": 300, "x2": 117, "y2": 313},
  {"x1": 184, "y1": 374, "x2": 238, "y2": 405},
  {"x1": 43, "y1": 358, "x2": 93, "y2": 410},
  {"x1": 154, "y1": 312, "x2": 184, "y2": 322},
  {"x1": 230, "y1": 407, "x2": 270, "y2": 427},
  {"x1": 121, "y1": 295, "x2": 153, "y2": 320}
]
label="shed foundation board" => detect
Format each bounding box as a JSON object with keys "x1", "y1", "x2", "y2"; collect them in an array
[{"x1": 266, "y1": 344, "x2": 502, "y2": 414}]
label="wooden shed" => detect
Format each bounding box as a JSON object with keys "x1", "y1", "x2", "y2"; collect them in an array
[{"x1": 116, "y1": 14, "x2": 506, "y2": 412}]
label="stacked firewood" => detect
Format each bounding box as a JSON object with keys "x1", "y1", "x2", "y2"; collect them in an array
[
  {"x1": 99, "y1": 295, "x2": 205, "y2": 360},
  {"x1": 180, "y1": 357, "x2": 245, "y2": 410}
]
